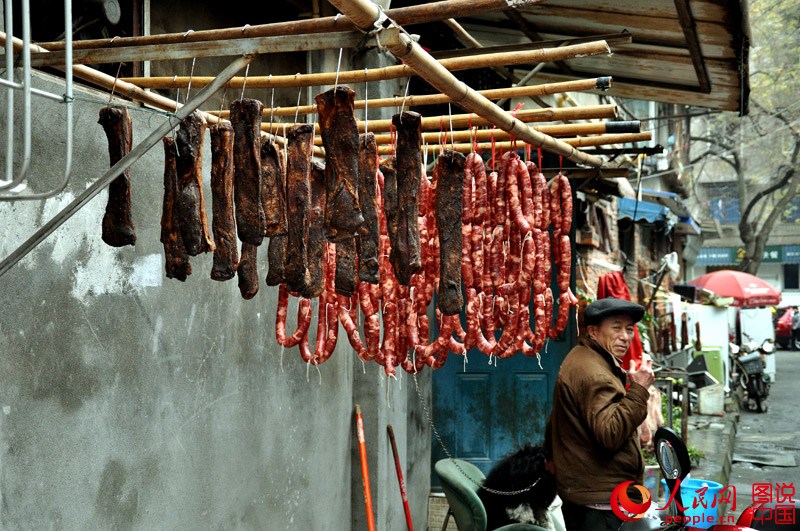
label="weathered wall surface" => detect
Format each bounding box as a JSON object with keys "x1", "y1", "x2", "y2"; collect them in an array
[{"x1": 0, "y1": 66, "x2": 428, "y2": 531}]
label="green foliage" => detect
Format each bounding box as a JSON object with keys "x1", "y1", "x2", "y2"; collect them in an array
[{"x1": 688, "y1": 446, "x2": 705, "y2": 467}]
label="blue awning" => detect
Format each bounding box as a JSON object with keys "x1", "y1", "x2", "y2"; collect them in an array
[
  {"x1": 634, "y1": 187, "x2": 693, "y2": 218},
  {"x1": 676, "y1": 216, "x2": 702, "y2": 235},
  {"x1": 617, "y1": 197, "x2": 670, "y2": 223}
]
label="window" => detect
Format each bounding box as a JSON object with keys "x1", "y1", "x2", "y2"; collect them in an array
[
  {"x1": 782, "y1": 195, "x2": 800, "y2": 223},
  {"x1": 704, "y1": 183, "x2": 740, "y2": 223},
  {"x1": 785, "y1": 264, "x2": 800, "y2": 290}
]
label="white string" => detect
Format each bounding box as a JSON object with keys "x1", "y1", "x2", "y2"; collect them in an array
[
  {"x1": 268, "y1": 78, "x2": 275, "y2": 138},
  {"x1": 364, "y1": 72, "x2": 369, "y2": 136},
  {"x1": 293, "y1": 74, "x2": 303, "y2": 124},
  {"x1": 448, "y1": 102, "x2": 455, "y2": 149},
  {"x1": 185, "y1": 57, "x2": 196, "y2": 103},
  {"x1": 399, "y1": 77, "x2": 411, "y2": 117},
  {"x1": 240, "y1": 63, "x2": 250, "y2": 100},
  {"x1": 334, "y1": 48, "x2": 344, "y2": 90}
]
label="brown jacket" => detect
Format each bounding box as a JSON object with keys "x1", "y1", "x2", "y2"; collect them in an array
[{"x1": 545, "y1": 338, "x2": 649, "y2": 505}]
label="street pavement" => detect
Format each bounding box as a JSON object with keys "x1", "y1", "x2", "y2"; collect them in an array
[{"x1": 727, "y1": 348, "x2": 800, "y2": 519}]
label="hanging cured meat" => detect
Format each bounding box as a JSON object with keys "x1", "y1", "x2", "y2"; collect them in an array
[
  {"x1": 434, "y1": 150, "x2": 465, "y2": 316},
  {"x1": 160, "y1": 136, "x2": 191, "y2": 281},
  {"x1": 143, "y1": 91, "x2": 589, "y2": 370},
  {"x1": 284, "y1": 124, "x2": 314, "y2": 293},
  {"x1": 391, "y1": 111, "x2": 423, "y2": 285},
  {"x1": 98, "y1": 106, "x2": 136, "y2": 247},
  {"x1": 357, "y1": 133, "x2": 380, "y2": 284},
  {"x1": 261, "y1": 138, "x2": 286, "y2": 238},
  {"x1": 315, "y1": 86, "x2": 364, "y2": 241},
  {"x1": 175, "y1": 110, "x2": 215, "y2": 256},
  {"x1": 335, "y1": 238, "x2": 358, "y2": 297},
  {"x1": 265, "y1": 142, "x2": 288, "y2": 287},
  {"x1": 209, "y1": 122, "x2": 238, "y2": 281},
  {"x1": 266, "y1": 234, "x2": 287, "y2": 287},
  {"x1": 237, "y1": 243, "x2": 259, "y2": 300},
  {"x1": 301, "y1": 161, "x2": 327, "y2": 299},
  {"x1": 380, "y1": 157, "x2": 399, "y2": 270},
  {"x1": 230, "y1": 98, "x2": 265, "y2": 246}
]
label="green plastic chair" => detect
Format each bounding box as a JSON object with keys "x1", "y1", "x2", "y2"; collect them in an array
[{"x1": 434, "y1": 458, "x2": 549, "y2": 531}]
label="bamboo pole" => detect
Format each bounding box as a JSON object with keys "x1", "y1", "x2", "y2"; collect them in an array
[
  {"x1": 30, "y1": 31, "x2": 369, "y2": 68},
  {"x1": 0, "y1": 31, "x2": 321, "y2": 156},
  {"x1": 443, "y1": 19, "x2": 483, "y2": 49},
  {"x1": 324, "y1": 2, "x2": 605, "y2": 167},
  {"x1": 431, "y1": 31, "x2": 633, "y2": 60},
  {"x1": 38, "y1": 0, "x2": 547, "y2": 51},
  {"x1": 266, "y1": 104, "x2": 618, "y2": 136},
  {"x1": 210, "y1": 77, "x2": 613, "y2": 119},
  {"x1": 377, "y1": 132, "x2": 653, "y2": 155},
  {"x1": 360, "y1": 121, "x2": 641, "y2": 147},
  {"x1": 119, "y1": 40, "x2": 611, "y2": 89}
]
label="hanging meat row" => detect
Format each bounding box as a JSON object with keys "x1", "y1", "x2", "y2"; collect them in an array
[{"x1": 97, "y1": 86, "x2": 578, "y2": 372}]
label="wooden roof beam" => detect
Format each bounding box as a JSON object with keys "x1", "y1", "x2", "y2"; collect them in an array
[
  {"x1": 673, "y1": 0, "x2": 712, "y2": 93},
  {"x1": 503, "y1": 9, "x2": 575, "y2": 76}
]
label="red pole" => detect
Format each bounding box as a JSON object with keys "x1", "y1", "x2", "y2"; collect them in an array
[
  {"x1": 355, "y1": 405, "x2": 377, "y2": 531},
  {"x1": 387, "y1": 424, "x2": 414, "y2": 531}
]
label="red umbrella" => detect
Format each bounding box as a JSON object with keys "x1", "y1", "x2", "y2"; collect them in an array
[{"x1": 688, "y1": 270, "x2": 782, "y2": 307}]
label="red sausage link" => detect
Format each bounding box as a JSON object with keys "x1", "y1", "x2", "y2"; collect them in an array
[
  {"x1": 462, "y1": 154, "x2": 475, "y2": 291},
  {"x1": 506, "y1": 155, "x2": 531, "y2": 234}
]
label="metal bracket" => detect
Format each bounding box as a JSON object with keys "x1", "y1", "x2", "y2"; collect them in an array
[{"x1": 0, "y1": 54, "x2": 255, "y2": 278}]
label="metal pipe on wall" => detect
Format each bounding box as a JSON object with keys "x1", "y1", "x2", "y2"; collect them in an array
[{"x1": 0, "y1": 54, "x2": 256, "y2": 278}]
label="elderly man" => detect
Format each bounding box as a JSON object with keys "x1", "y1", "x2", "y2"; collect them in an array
[{"x1": 545, "y1": 297, "x2": 655, "y2": 531}]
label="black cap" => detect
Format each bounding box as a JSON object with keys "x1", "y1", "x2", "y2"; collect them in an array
[{"x1": 584, "y1": 297, "x2": 645, "y2": 326}]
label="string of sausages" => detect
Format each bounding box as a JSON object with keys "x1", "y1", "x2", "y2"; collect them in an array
[{"x1": 147, "y1": 86, "x2": 579, "y2": 374}]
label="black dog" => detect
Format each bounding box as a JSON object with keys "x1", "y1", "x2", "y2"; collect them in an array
[{"x1": 478, "y1": 444, "x2": 557, "y2": 530}]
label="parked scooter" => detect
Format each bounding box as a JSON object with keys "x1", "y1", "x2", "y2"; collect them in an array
[
  {"x1": 621, "y1": 427, "x2": 756, "y2": 530},
  {"x1": 729, "y1": 338, "x2": 775, "y2": 413}
]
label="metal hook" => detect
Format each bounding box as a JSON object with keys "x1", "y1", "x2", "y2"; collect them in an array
[
  {"x1": 240, "y1": 24, "x2": 250, "y2": 34},
  {"x1": 182, "y1": 29, "x2": 194, "y2": 39},
  {"x1": 109, "y1": 35, "x2": 120, "y2": 45}
]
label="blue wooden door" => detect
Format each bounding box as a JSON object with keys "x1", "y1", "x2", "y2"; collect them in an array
[{"x1": 431, "y1": 314, "x2": 574, "y2": 483}]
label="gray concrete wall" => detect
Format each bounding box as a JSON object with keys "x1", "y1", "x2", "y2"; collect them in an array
[{"x1": 0, "y1": 53, "x2": 429, "y2": 531}]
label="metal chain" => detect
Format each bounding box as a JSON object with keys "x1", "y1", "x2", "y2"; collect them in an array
[{"x1": 412, "y1": 371, "x2": 541, "y2": 496}]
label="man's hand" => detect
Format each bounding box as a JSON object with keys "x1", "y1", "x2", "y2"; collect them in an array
[{"x1": 629, "y1": 356, "x2": 655, "y2": 388}]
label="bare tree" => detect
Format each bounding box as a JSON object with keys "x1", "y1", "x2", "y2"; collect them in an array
[{"x1": 688, "y1": 0, "x2": 800, "y2": 274}]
